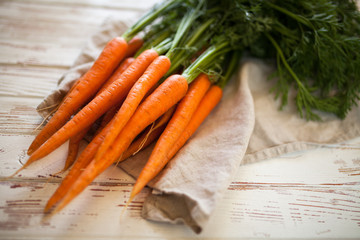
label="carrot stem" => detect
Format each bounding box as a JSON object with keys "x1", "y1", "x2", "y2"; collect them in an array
[
  {"x1": 134, "y1": 27, "x2": 174, "y2": 58},
  {"x1": 166, "y1": 3, "x2": 202, "y2": 59},
  {"x1": 165, "y1": 17, "x2": 216, "y2": 77},
  {"x1": 152, "y1": 38, "x2": 173, "y2": 56},
  {"x1": 182, "y1": 41, "x2": 231, "y2": 84},
  {"x1": 218, "y1": 50, "x2": 242, "y2": 89},
  {"x1": 122, "y1": 0, "x2": 179, "y2": 42}
]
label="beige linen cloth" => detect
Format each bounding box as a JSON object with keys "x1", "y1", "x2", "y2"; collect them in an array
[{"x1": 37, "y1": 17, "x2": 360, "y2": 233}]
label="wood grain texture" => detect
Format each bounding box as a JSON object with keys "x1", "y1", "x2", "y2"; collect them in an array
[
  {"x1": 0, "y1": 137, "x2": 359, "y2": 239},
  {"x1": 0, "y1": 65, "x2": 63, "y2": 98},
  {"x1": 0, "y1": 1, "x2": 140, "y2": 67},
  {"x1": 0, "y1": 0, "x2": 359, "y2": 239}
]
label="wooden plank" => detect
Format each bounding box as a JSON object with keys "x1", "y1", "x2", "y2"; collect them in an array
[
  {"x1": 0, "y1": 134, "x2": 134, "y2": 180},
  {"x1": 0, "y1": 135, "x2": 359, "y2": 239},
  {"x1": 1, "y1": 0, "x2": 359, "y2": 239},
  {"x1": 0, "y1": 1, "x2": 140, "y2": 67},
  {"x1": 0, "y1": 180, "x2": 159, "y2": 240},
  {"x1": 0, "y1": 97, "x2": 43, "y2": 135},
  {"x1": 0, "y1": 65, "x2": 64, "y2": 98},
  {"x1": 12, "y1": 0, "x2": 161, "y2": 11},
  {"x1": 203, "y1": 140, "x2": 360, "y2": 238}
]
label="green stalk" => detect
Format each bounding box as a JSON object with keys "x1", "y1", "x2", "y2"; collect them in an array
[
  {"x1": 165, "y1": 18, "x2": 216, "y2": 77},
  {"x1": 264, "y1": 2, "x2": 313, "y2": 29},
  {"x1": 266, "y1": 33, "x2": 318, "y2": 119},
  {"x1": 182, "y1": 41, "x2": 231, "y2": 84},
  {"x1": 134, "y1": 28, "x2": 173, "y2": 57},
  {"x1": 218, "y1": 50, "x2": 242, "y2": 89},
  {"x1": 122, "y1": 0, "x2": 179, "y2": 42},
  {"x1": 165, "y1": 0, "x2": 204, "y2": 59},
  {"x1": 185, "y1": 18, "x2": 214, "y2": 47},
  {"x1": 265, "y1": 33, "x2": 306, "y2": 94},
  {"x1": 152, "y1": 38, "x2": 173, "y2": 55}
]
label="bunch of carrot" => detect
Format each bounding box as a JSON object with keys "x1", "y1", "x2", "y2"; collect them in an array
[
  {"x1": 13, "y1": 0, "x2": 360, "y2": 215},
  {"x1": 12, "y1": 0, "x2": 241, "y2": 213}
]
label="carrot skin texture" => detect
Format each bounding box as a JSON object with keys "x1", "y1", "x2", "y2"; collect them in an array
[
  {"x1": 120, "y1": 124, "x2": 165, "y2": 161},
  {"x1": 130, "y1": 74, "x2": 211, "y2": 199},
  {"x1": 26, "y1": 49, "x2": 159, "y2": 166},
  {"x1": 94, "y1": 55, "x2": 171, "y2": 162},
  {"x1": 94, "y1": 57, "x2": 135, "y2": 135},
  {"x1": 168, "y1": 85, "x2": 223, "y2": 159},
  {"x1": 61, "y1": 126, "x2": 89, "y2": 172},
  {"x1": 52, "y1": 74, "x2": 188, "y2": 213},
  {"x1": 44, "y1": 119, "x2": 114, "y2": 212},
  {"x1": 54, "y1": 57, "x2": 134, "y2": 169},
  {"x1": 120, "y1": 105, "x2": 176, "y2": 161},
  {"x1": 27, "y1": 37, "x2": 128, "y2": 155},
  {"x1": 125, "y1": 37, "x2": 144, "y2": 58},
  {"x1": 96, "y1": 105, "x2": 119, "y2": 135},
  {"x1": 97, "y1": 57, "x2": 135, "y2": 95},
  {"x1": 63, "y1": 139, "x2": 81, "y2": 172},
  {"x1": 45, "y1": 106, "x2": 174, "y2": 212}
]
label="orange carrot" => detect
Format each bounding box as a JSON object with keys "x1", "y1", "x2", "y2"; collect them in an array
[
  {"x1": 27, "y1": 37, "x2": 128, "y2": 155},
  {"x1": 96, "y1": 105, "x2": 119, "y2": 135},
  {"x1": 48, "y1": 57, "x2": 133, "y2": 136},
  {"x1": 53, "y1": 57, "x2": 135, "y2": 174},
  {"x1": 62, "y1": 139, "x2": 81, "y2": 172},
  {"x1": 45, "y1": 106, "x2": 174, "y2": 213},
  {"x1": 51, "y1": 74, "x2": 188, "y2": 213},
  {"x1": 61, "y1": 127, "x2": 88, "y2": 172},
  {"x1": 168, "y1": 85, "x2": 223, "y2": 159},
  {"x1": 24, "y1": 49, "x2": 159, "y2": 169},
  {"x1": 125, "y1": 36, "x2": 144, "y2": 58},
  {"x1": 94, "y1": 55, "x2": 171, "y2": 162},
  {"x1": 44, "y1": 118, "x2": 114, "y2": 212},
  {"x1": 56, "y1": 40, "x2": 137, "y2": 110},
  {"x1": 120, "y1": 105, "x2": 176, "y2": 161},
  {"x1": 120, "y1": 125, "x2": 165, "y2": 161},
  {"x1": 97, "y1": 57, "x2": 135, "y2": 94},
  {"x1": 93, "y1": 57, "x2": 135, "y2": 135},
  {"x1": 129, "y1": 73, "x2": 211, "y2": 200}
]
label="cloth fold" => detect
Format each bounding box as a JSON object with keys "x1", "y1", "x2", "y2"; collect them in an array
[
  {"x1": 36, "y1": 17, "x2": 360, "y2": 233},
  {"x1": 240, "y1": 58, "x2": 360, "y2": 165}
]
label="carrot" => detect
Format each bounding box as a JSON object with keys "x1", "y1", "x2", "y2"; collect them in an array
[
  {"x1": 24, "y1": 49, "x2": 159, "y2": 169},
  {"x1": 91, "y1": 57, "x2": 135, "y2": 134},
  {"x1": 95, "y1": 105, "x2": 119, "y2": 135},
  {"x1": 44, "y1": 118, "x2": 114, "y2": 213},
  {"x1": 45, "y1": 106, "x2": 174, "y2": 213},
  {"x1": 97, "y1": 57, "x2": 135, "y2": 94},
  {"x1": 27, "y1": 37, "x2": 128, "y2": 155},
  {"x1": 49, "y1": 57, "x2": 134, "y2": 138},
  {"x1": 62, "y1": 139, "x2": 81, "y2": 172},
  {"x1": 121, "y1": 125, "x2": 165, "y2": 161},
  {"x1": 168, "y1": 85, "x2": 223, "y2": 159},
  {"x1": 120, "y1": 105, "x2": 176, "y2": 161},
  {"x1": 51, "y1": 74, "x2": 188, "y2": 213},
  {"x1": 125, "y1": 37, "x2": 144, "y2": 58},
  {"x1": 46, "y1": 38, "x2": 137, "y2": 115},
  {"x1": 53, "y1": 56, "x2": 136, "y2": 174},
  {"x1": 128, "y1": 73, "x2": 211, "y2": 201},
  {"x1": 61, "y1": 127, "x2": 89, "y2": 172},
  {"x1": 94, "y1": 55, "x2": 171, "y2": 162}
]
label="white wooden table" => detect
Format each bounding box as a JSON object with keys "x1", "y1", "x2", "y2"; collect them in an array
[{"x1": 1, "y1": 1, "x2": 360, "y2": 239}]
